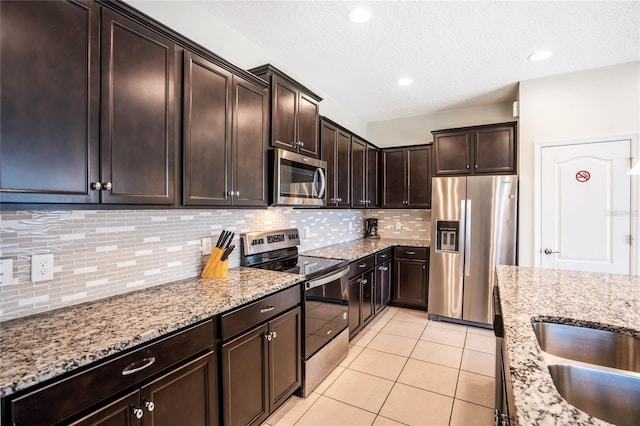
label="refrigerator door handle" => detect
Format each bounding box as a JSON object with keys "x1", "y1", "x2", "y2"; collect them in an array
[
  {"x1": 460, "y1": 199, "x2": 467, "y2": 274},
  {"x1": 464, "y1": 200, "x2": 472, "y2": 277}
]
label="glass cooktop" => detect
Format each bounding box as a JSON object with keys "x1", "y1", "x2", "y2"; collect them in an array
[{"x1": 256, "y1": 255, "x2": 347, "y2": 280}]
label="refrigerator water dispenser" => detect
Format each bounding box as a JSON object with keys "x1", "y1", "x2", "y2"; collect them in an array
[{"x1": 436, "y1": 221, "x2": 459, "y2": 252}]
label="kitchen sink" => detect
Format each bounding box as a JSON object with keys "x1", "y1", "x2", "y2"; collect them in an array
[
  {"x1": 532, "y1": 321, "x2": 640, "y2": 373},
  {"x1": 547, "y1": 364, "x2": 640, "y2": 426}
]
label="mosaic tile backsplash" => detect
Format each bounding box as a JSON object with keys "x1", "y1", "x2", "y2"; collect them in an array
[{"x1": 0, "y1": 208, "x2": 429, "y2": 321}]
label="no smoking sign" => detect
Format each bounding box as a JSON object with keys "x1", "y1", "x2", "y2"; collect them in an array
[{"x1": 576, "y1": 170, "x2": 591, "y2": 182}]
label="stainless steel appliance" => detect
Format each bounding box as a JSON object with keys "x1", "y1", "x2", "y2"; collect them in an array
[
  {"x1": 240, "y1": 228, "x2": 349, "y2": 397},
  {"x1": 428, "y1": 175, "x2": 518, "y2": 326},
  {"x1": 364, "y1": 218, "x2": 380, "y2": 239},
  {"x1": 271, "y1": 148, "x2": 327, "y2": 207}
]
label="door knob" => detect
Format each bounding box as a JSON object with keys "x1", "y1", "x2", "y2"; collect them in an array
[
  {"x1": 544, "y1": 248, "x2": 560, "y2": 255},
  {"x1": 131, "y1": 408, "x2": 144, "y2": 419}
]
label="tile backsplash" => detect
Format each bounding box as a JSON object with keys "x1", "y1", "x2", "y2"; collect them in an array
[{"x1": 0, "y1": 207, "x2": 429, "y2": 321}]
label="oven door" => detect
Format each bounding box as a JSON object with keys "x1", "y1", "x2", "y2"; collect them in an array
[
  {"x1": 304, "y1": 266, "x2": 349, "y2": 359},
  {"x1": 273, "y1": 148, "x2": 326, "y2": 207}
]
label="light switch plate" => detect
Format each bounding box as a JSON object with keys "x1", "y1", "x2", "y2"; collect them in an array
[
  {"x1": 0, "y1": 258, "x2": 14, "y2": 285},
  {"x1": 32, "y1": 254, "x2": 54, "y2": 282},
  {"x1": 202, "y1": 237, "x2": 212, "y2": 255}
]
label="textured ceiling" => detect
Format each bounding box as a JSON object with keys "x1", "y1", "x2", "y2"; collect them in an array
[{"x1": 197, "y1": 1, "x2": 640, "y2": 123}]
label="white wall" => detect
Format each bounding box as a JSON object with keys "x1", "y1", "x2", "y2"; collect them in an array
[
  {"x1": 518, "y1": 61, "x2": 640, "y2": 267},
  {"x1": 127, "y1": 0, "x2": 367, "y2": 135},
  {"x1": 366, "y1": 103, "x2": 515, "y2": 147}
]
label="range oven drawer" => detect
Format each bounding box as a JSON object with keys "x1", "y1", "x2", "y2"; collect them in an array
[{"x1": 221, "y1": 285, "x2": 301, "y2": 341}]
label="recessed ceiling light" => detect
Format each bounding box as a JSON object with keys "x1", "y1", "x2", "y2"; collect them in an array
[
  {"x1": 528, "y1": 50, "x2": 553, "y2": 61},
  {"x1": 397, "y1": 78, "x2": 413, "y2": 86},
  {"x1": 348, "y1": 7, "x2": 372, "y2": 23}
]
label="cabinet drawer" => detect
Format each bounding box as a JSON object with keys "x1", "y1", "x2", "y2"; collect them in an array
[
  {"x1": 348, "y1": 255, "x2": 375, "y2": 279},
  {"x1": 375, "y1": 249, "x2": 393, "y2": 264},
  {"x1": 221, "y1": 285, "x2": 301, "y2": 341},
  {"x1": 10, "y1": 319, "x2": 215, "y2": 426},
  {"x1": 394, "y1": 247, "x2": 428, "y2": 260}
]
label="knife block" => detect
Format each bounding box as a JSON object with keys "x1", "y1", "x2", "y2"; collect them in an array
[{"x1": 201, "y1": 247, "x2": 229, "y2": 278}]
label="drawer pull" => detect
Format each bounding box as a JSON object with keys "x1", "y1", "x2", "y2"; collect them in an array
[
  {"x1": 380, "y1": 254, "x2": 387, "y2": 258},
  {"x1": 406, "y1": 251, "x2": 416, "y2": 255},
  {"x1": 260, "y1": 305, "x2": 275, "y2": 314},
  {"x1": 358, "y1": 263, "x2": 367, "y2": 268},
  {"x1": 121, "y1": 357, "x2": 156, "y2": 376}
]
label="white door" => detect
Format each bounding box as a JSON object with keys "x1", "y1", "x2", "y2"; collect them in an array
[{"x1": 540, "y1": 139, "x2": 631, "y2": 274}]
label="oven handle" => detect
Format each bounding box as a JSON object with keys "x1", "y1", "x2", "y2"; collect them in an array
[{"x1": 305, "y1": 266, "x2": 349, "y2": 290}]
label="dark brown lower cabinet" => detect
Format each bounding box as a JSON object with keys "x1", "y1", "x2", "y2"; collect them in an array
[
  {"x1": 374, "y1": 259, "x2": 392, "y2": 314},
  {"x1": 72, "y1": 352, "x2": 218, "y2": 426},
  {"x1": 393, "y1": 247, "x2": 429, "y2": 310},
  {"x1": 348, "y1": 270, "x2": 374, "y2": 339},
  {"x1": 222, "y1": 307, "x2": 301, "y2": 426}
]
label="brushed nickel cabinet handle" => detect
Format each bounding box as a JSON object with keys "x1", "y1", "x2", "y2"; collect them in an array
[
  {"x1": 406, "y1": 251, "x2": 416, "y2": 255},
  {"x1": 122, "y1": 357, "x2": 156, "y2": 376},
  {"x1": 260, "y1": 305, "x2": 275, "y2": 313},
  {"x1": 132, "y1": 408, "x2": 144, "y2": 419}
]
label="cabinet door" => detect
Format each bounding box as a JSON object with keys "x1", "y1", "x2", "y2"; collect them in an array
[
  {"x1": 360, "y1": 270, "x2": 375, "y2": 327},
  {"x1": 320, "y1": 120, "x2": 337, "y2": 205},
  {"x1": 366, "y1": 145, "x2": 379, "y2": 208},
  {"x1": 222, "y1": 325, "x2": 269, "y2": 426},
  {"x1": 101, "y1": 9, "x2": 176, "y2": 204},
  {"x1": 473, "y1": 125, "x2": 515, "y2": 174},
  {"x1": 297, "y1": 93, "x2": 319, "y2": 158},
  {"x1": 232, "y1": 76, "x2": 269, "y2": 206},
  {"x1": 182, "y1": 52, "x2": 232, "y2": 206},
  {"x1": 375, "y1": 260, "x2": 392, "y2": 313},
  {"x1": 406, "y1": 146, "x2": 432, "y2": 208},
  {"x1": 269, "y1": 307, "x2": 301, "y2": 411},
  {"x1": 272, "y1": 77, "x2": 296, "y2": 150},
  {"x1": 336, "y1": 129, "x2": 352, "y2": 207},
  {"x1": 0, "y1": 0, "x2": 100, "y2": 204},
  {"x1": 433, "y1": 131, "x2": 471, "y2": 175},
  {"x1": 381, "y1": 149, "x2": 406, "y2": 208},
  {"x1": 393, "y1": 259, "x2": 427, "y2": 309},
  {"x1": 348, "y1": 276, "x2": 362, "y2": 338},
  {"x1": 351, "y1": 137, "x2": 367, "y2": 208},
  {"x1": 141, "y1": 352, "x2": 218, "y2": 426},
  {"x1": 71, "y1": 390, "x2": 139, "y2": 426}
]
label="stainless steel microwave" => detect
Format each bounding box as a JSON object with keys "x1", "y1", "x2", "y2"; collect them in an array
[{"x1": 271, "y1": 148, "x2": 327, "y2": 207}]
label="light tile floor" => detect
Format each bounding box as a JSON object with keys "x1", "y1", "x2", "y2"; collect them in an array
[{"x1": 263, "y1": 307, "x2": 496, "y2": 426}]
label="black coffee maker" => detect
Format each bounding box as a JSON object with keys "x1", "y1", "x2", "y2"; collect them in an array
[{"x1": 364, "y1": 218, "x2": 380, "y2": 239}]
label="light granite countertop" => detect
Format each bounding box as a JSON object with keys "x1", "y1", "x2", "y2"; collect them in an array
[
  {"x1": 302, "y1": 238, "x2": 430, "y2": 262},
  {"x1": 496, "y1": 265, "x2": 640, "y2": 425},
  {"x1": 0, "y1": 268, "x2": 304, "y2": 398}
]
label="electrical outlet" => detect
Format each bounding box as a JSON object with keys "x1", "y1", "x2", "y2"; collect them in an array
[
  {"x1": 0, "y1": 258, "x2": 14, "y2": 285},
  {"x1": 395, "y1": 222, "x2": 402, "y2": 230},
  {"x1": 31, "y1": 254, "x2": 54, "y2": 283},
  {"x1": 201, "y1": 237, "x2": 212, "y2": 256}
]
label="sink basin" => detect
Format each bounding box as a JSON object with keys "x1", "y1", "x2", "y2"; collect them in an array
[
  {"x1": 532, "y1": 322, "x2": 640, "y2": 373},
  {"x1": 548, "y1": 364, "x2": 640, "y2": 426}
]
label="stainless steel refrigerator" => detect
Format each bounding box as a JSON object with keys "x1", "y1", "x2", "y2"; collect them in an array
[{"x1": 428, "y1": 175, "x2": 518, "y2": 326}]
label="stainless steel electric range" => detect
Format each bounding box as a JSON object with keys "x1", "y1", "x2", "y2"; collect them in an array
[{"x1": 240, "y1": 228, "x2": 349, "y2": 396}]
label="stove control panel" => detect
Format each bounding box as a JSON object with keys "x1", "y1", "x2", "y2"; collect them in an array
[{"x1": 241, "y1": 228, "x2": 301, "y2": 256}]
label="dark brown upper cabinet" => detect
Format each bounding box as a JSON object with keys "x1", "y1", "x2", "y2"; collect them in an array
[
  {"x1": 381, "y1": 145, "x2": 432, "y2": 208},
  {"x1": 249, "y1": 65, "x2": 322, "y2": 158},
  {"x1": 100, "y1": 9, "x2": 177, "y2": 204},
  {"x1": 366, "y1": 144, "x2": 380, "y2": 208},
  {"x1": 433, "y1": 122, "x2": 517, "y2": 176},
  {"x1": 320, "y1": 118, "x2": 351, "y2": 208},
  {"x1": 183, "y1": 52, "x2": 268, "y2": 207},
  {"x1": 0, "y1": 0, "x2": 101, "y2": 204},
  {"x1": 351, "y1": 136, "x2": 379, "y2": 209}
]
